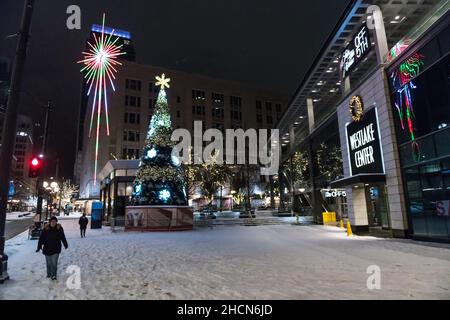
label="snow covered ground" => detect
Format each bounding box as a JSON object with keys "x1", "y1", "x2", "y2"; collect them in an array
[
  {"x1": 6, "y1": 212, "x2": 33, "y2": 221},
  {"x1": 1, "y1": 218, "x2": 449, "y2": 300}
]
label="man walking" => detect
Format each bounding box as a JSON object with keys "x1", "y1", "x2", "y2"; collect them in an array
[
  {"x1": 36, "y1": 216, "x2": 68, "y2": 280},
  {"x1": 79, "y1": 213, "x2": 89, "y2": 238}
]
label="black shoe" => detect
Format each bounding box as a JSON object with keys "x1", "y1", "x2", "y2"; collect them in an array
[
  {"x1": 51, "y1": 276, "x2": 57, "y2": 280},
  {"x1": 46, "y1": 275, "x2": 51, "y2": 278}
]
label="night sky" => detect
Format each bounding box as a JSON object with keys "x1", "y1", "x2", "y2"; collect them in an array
[{"x1": 0, "y1": 0, "x2": 351, "y2": 179}]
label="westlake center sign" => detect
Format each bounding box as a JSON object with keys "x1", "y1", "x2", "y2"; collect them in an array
[{"x1": 345, "y1": 107, "x2": 384, "y2": 175}]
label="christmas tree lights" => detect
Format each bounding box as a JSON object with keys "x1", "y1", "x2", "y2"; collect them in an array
[{"x1": 131, "y1": 74, "x2": 188, "y2": 206}]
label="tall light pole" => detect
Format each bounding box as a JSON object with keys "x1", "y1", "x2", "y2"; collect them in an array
[
  {"x1": 0, "y1": 0, "x2": 35, "y2": 284},
  {"x1": 36, "y1": 101, "x2": 52, "y2": 222}
]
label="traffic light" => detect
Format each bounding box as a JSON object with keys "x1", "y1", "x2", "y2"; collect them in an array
[{"x1": 28, "y1": 156, "x2": 43, "y2": 178}]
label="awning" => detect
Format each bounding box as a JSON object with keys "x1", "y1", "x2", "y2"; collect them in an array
[{"x1": 330, "y1": 173, "x2": 386, "y2": 189}]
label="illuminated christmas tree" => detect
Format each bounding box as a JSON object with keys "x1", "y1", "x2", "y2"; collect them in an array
[{"x1": 131, "y1": 74, "x2": 187, "y2": 206}]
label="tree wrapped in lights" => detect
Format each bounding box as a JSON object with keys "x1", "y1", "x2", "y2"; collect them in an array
[
  {"x1": 315, "y1": 143, "x2": 343, "y2": 183},
  {"x1": 131, "y1": 74, "x2": 187, "y2": 206}
]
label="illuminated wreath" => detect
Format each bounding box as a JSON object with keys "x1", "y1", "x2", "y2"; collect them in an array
[{"x1": 349, "y1": 95, "x2": 364, "y2": 122}]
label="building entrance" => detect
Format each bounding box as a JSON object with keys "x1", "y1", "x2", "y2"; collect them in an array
[{"x1": 365, "y1": 184, "x2": 390, "y2": 229}]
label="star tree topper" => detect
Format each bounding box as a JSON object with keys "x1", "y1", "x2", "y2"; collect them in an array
[{"x1": 155, "y1": 73, "x2": 171, "y2": 89}]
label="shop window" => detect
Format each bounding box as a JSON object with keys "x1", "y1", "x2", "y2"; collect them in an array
[
  {"x1": 116, "y1": 169, "x2": 127, "y2": 177},
  {"x1": 405, "y1": 166, "x2": 427, "y2": 235},
  {"x1": 392, "y1": 55, "x2": 450, "y2": 145},
  {"x1": 437, "y1": 26, "x2": 450, "y2": 56},
  {"x1": 127, "y1": 169, "x2": 138, "y2": 176},
  {"x1": 417, "y1": 37, "x2": 441, "y2": 69},
  {"x1": 117, "y1": 182, "x2": 127, "y2": 196},
  {"x1": 435, "y1": 128, "x2": 450, "y2": 157}
]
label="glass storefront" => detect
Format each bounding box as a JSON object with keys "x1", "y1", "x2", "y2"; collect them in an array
[{"x1": 389, "y1": 25, "x2": 450, "y2": 240}]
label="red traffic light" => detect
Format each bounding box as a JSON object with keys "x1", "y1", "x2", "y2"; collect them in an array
[
  {"x1": 29, "y1": 157, "x2": 43, "y2": 178},
  {"x1": 31, "y1": 158, "x2": 40, "y2": 167}
]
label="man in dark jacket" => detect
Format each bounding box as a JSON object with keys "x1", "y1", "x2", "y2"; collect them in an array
[
  {"x1": 79, "y1": 213, "x2": 89, "y2": 238},
  {"x1": 36, "y1": 216, "x2": 68, "y2": 280}
]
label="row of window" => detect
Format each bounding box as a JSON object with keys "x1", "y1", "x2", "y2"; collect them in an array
[
  {"x1": 127, "y1": 79, "x2": 281, "y2": 110},
  {"x1": 125, "y1": 79, "x2": 142, "y2": 91},
  {"x1": 122, "y1": 148, "x2": 140, "y2": 160},
  {"x1": 256, "y1": 101, "x2": 282, "y2": 113},
  {"x1": 257, "y1": 114, "x2": 274, "y2": 124},
  {"x1": 123, "y1": 130, "x2": 141, "y2": 142},
  {"x1": 125, "y1": 95, "x2": 141, "y2": 107},
  {"x1": 124, "y1": 112, "x2": 141, "y2": 124},
  {"x1": 191, "y1": 106, "x2": 240, "y2": 121},
  {"x1": 126, "y1": 93, "x2": 281, "y2": 116}
]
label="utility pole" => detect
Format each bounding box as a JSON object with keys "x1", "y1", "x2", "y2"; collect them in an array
[
  {"x1": 0, "y1": 0, "x2": 35, "y2": 284},
  {"x1": 36, "y1": 101, "x2": 52, "y2": 222}
]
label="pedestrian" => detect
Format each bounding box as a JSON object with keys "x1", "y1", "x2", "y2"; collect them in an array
[
  {"x1": 36, "y1": 216, "x2": 68, "y2": 280},
  {"x1": 79, "y1": 213, "x2": 89, "y2": 238}
]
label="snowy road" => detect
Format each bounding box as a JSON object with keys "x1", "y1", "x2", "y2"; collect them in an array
[{"x1": 1, "y1": 219, "x2": 449, "y2": 300}]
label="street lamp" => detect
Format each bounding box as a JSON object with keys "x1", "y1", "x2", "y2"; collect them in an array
[{"x1": 42, "y1": 180, "x2": 60, "y2": 219}]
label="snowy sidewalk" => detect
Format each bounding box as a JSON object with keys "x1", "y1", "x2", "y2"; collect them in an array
[{"x1": 0, "y1": 219, "x2": 449, "y2": 300}]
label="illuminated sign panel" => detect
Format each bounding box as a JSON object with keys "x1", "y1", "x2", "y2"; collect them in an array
[
  {"x1": 345, "y1": 107, "x2": 384, "y2": 175},
  {"x1": 91, "y1": 25, "x2": 131, "y2": 39},
  {"x1": 340, "y1": 25, "x2": 372, "y2": 79}
]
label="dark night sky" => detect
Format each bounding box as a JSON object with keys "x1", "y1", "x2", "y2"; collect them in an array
[{"x1": 0, "y1": 0, "x2": 351, "y2": 179}]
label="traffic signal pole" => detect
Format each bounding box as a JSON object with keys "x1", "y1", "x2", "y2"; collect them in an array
[
  {"x1": 36, "y1": 101, "x2": 52, "y2": 222},
  {"x1": 0, "y1": 0, "x2": 35, "y2": 284}
]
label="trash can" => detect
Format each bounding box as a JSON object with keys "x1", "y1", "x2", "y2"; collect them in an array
[{"x1": 91, "y1": 201, "x2": 103, "y2": 229}]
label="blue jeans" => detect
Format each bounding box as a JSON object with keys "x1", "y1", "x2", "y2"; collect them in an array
[{"x1": 45, "y1": 254, "x2": 59, "y2": 278}]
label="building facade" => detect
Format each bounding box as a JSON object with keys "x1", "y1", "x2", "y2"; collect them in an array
[
  {"x1": 276, "y1": 0, "x2": 449, "y2": 242},
  {"x1": 0, "y1": 58, "x2": 35, "y2": 202},
  {"x1": 76, "y1": 64, "x2": 287, "y2": 199},
  {"x1": 11, "y1": 115, "x2": 35, "y2": 200}
]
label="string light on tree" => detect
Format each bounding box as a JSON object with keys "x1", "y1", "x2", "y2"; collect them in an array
[
  {"x1": 131, "y1": 73, "x2": 188, "y2": 206},
  {"x1": 147, "y1": 148, "x2": 157, "y2": 159},
  {"x1": 78, "y1": 14, "x2": 126, "y2": 184},
  {"x1": 159, "y1": 189, "x2": 171, "y2": 202}
]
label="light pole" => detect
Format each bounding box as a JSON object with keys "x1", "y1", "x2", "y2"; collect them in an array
[
  {"x1": 36, "y1": 101, "x2": 53, "y2": 223},
  {"x1": 0, "y1": 0, "x2": 35, "y2": 284}
]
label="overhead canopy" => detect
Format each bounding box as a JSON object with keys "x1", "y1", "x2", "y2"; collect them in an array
[{"x1": 330, "y1": 173, "x2": 385, "y2": 188}]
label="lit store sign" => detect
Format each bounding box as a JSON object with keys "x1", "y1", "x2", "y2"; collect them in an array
[
  {"x1": 324, "y1": 190, "x2": 347, "y2": 198},
  {"x1": 346, "y1": 107, "x2": 384, "y2": 175},
  {"x1": 340, "y1": 25, "x2": 372, "y2": 79}
]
